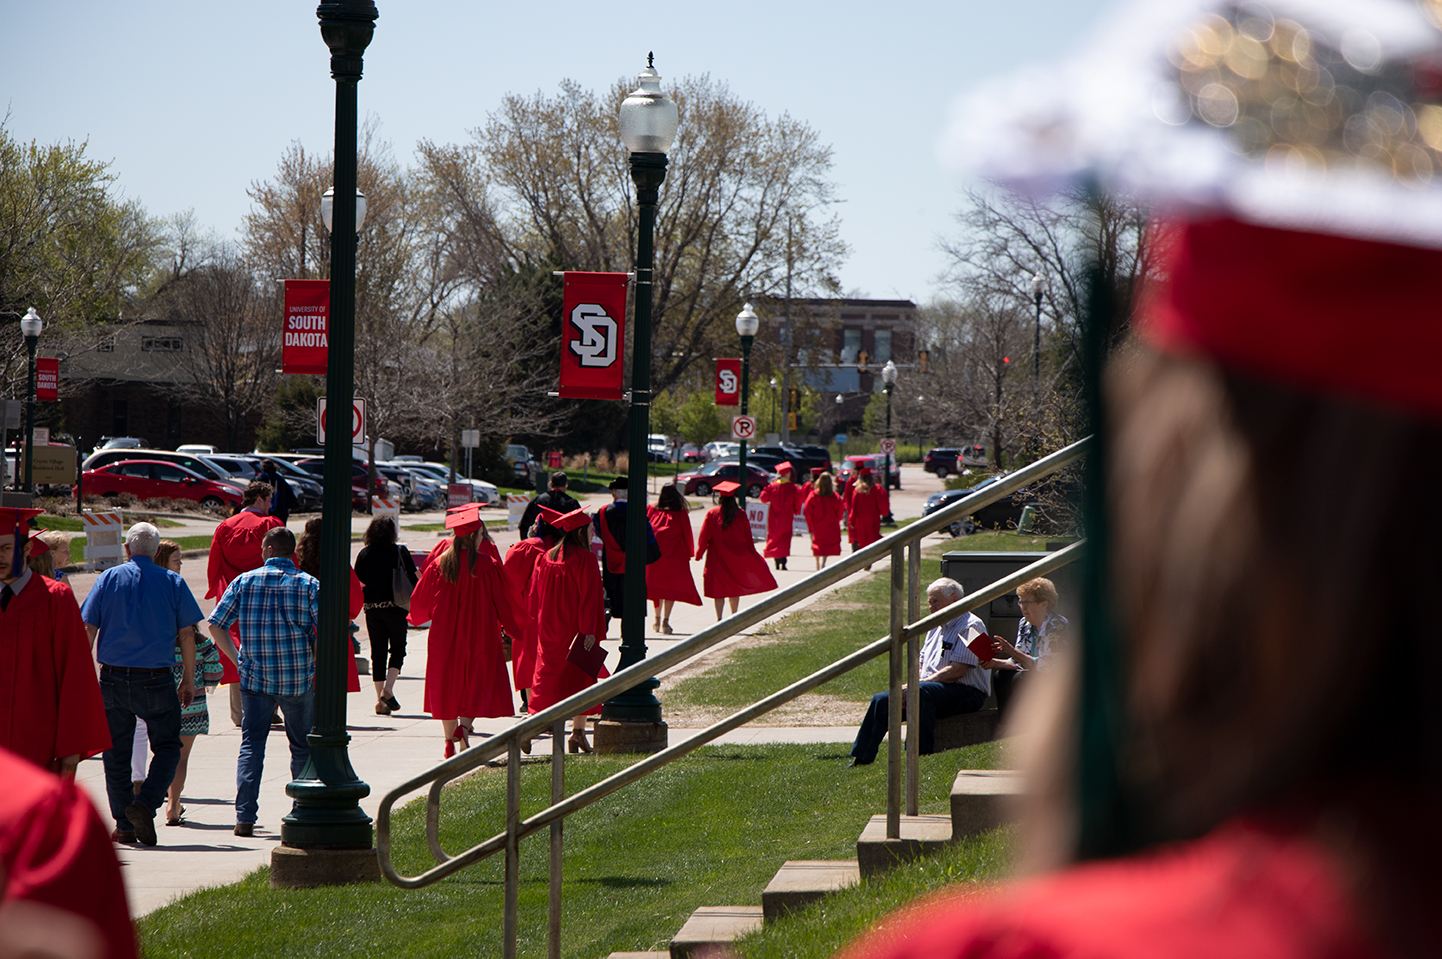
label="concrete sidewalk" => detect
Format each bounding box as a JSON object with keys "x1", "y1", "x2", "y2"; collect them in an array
[{"x1": 67, "y1": 466, "x2": 953, "y2": 917}]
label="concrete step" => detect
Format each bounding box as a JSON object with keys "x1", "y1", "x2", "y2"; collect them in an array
[
  {"x1": 951, "y1": 768, "x2": 1024, "y2": 838},
  {"x1": 761, "y1": 859, "x2": 861, "y2": 922},
  {"x1": 932, "y1": 707, "x2": 1001, "y2": 752},
  {"x1": 670, "y1": 906, "x2": 764, "y2": 959},
  {"x1": 856, "y1": 814, "x2": 952, "y2": 878}
]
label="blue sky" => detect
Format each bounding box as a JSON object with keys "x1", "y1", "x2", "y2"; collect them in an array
[{"x1": 4, "y1": 1, "x2": 1113, "y2": 304}]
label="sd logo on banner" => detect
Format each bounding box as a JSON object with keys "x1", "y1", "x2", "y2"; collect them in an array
[
  {"x1": 715, "y1": 358, "x2": 741, "y2": 406},
  {"x1": 559, "y1": 272, "x2": 630, "y2": 400}
]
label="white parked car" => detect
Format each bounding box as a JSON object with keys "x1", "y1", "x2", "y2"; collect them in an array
[{"x1": 177, "y1": 443, "x2": 219, "y2": 456}]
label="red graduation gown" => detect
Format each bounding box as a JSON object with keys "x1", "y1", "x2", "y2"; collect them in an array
[
  {"x1": 0, "y1": 746, "x2": 136, "y2": 959},
  {"x1": 695, "y1": 507, "x2": 777, "y2": 599},
  {"x1": 206, "y1": 509, "x2": 283, "y2": 684},
  {"x1": 803, "y1": 492, "x2": 844, "y2": 557},
  {"x1": 408, "y1": 543, "x2": 526, "y2": 720},
  {"x1": 645, "y1": 506, "x2": 702, "y2": 606},
  {"x1": 527, "y1": 545, "x2": 608, "y2": 714},
  {"x1": 845, "y1": 484, "x2": 886, "y2": 548},
  {"x1": 0, "y1": 577, "x2": 110, "y2": 771},
  {"x1": 502, "y1": 537, "x2": 548, "y2": 691},
  {"x1": 759, "y1": 481, "x2": 803, "y2": 559}
]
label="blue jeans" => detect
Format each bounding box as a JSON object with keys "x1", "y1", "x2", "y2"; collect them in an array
[
  {"x1": 100, "y1": 667, "x2": 182, "y2": 830},
  {"x1": 235, "y1": 686, "x2": 313, "y2": 825},
  {"x1": 849, "y1": 681, "x2": 986, "y2": 765}
]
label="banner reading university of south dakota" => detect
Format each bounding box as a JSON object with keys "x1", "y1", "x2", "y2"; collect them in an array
[
  {"x1": 558, "y1": 272, "x2": 630, "y2": 400},
  {"x1": 282, "y1": 279, "x2": 330, "y2": 375}
]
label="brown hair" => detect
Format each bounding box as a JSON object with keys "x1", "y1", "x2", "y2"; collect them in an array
[
  {"x1": 364, "y1": 515, "x2": 397, "y2": 548},
  {"x1": 242, "y1": 481, "x2": 274, "y2": 506},
  {"x1": 263, "y1": 526, "x2": 296, "y2": 558},
  {"x1": 854, "y1": 473, "x2": 874, "y2": 495},
  {"x1": 1016, "y1": 577, "x2": 1058, "y2": 607},
  {"x1": 547, "y1": 524, "x2": 591, "y2": 562},
  {"x1": 719, "y1": 493, "x2": 739, "y2": 529},
  {"x1": 154, "y1": 539, "x2": 182, "y2": 571},
  {"x1": 437, "y1": 531, "x2": 479, "y2": 584},
  {"x1": 295, "y1": 517, "x2": 322, "y2": 575},
  {"x1": 656, "y1": 483, "x2": 687, "y2": 512},
  {"x1": 815, "y1": 473, "x2": 835, "y2": 497}
]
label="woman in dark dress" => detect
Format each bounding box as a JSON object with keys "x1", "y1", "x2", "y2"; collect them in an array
[{"x1": 354, "y1": 515, "x2": 417, "y2": 716}]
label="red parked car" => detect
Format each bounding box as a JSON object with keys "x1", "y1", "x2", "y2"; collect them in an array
[
  {"x1": 674, "y1": 461, "x2": 773, "y2": 498},
  {"x1": 294, "y1": 459, "x2": 389, "y2": 511},
  {"x1": 82, "y1": 459, "x2": 244, "y2": 511}
]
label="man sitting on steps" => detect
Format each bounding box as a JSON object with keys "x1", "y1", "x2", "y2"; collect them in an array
[{"x1": 848, "y1": 577, "x2": 992, "y2": 766}]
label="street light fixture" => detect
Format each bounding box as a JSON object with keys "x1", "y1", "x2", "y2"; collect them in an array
[
  {"x1": 735, "y1": 303, "x2": 759, "y2": 507},
  {"x1": 881, "y1": 360, "x2": 898, "y2": 524},
  {"x1": 20, "y1": 308, "x2": 42, "y2": 494},
  {"x1": 604, "y1": 54, "x2": 679, "y2": 729},
  {"x1": 277, "y1": 0, "x2": 379, "y2": 874},
  {"x1": 321, "y1": 186, "x2": 368, "y2": 235}
]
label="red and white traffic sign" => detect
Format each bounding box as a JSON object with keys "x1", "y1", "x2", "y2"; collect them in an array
[
  {"x1": 731, "y1": 415, "x2": 757, "y2": 441},
  {"x1": 879, "y1": 437, "x2": 896, "y2": 455},
  {"x1": 316, "y1": 397, "x2": 366, "y2": 444}
]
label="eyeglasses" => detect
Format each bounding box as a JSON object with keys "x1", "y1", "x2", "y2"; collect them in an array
[{"x1": 1016, "y1": 598, "x2": 1039, "y2": 607}]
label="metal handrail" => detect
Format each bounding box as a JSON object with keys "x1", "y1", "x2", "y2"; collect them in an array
[{"x1": 374, "y1": 437, "x2": 1090, "y2": 957}]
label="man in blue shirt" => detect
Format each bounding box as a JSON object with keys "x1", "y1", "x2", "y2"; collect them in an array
[
  {"x1": 207, "y1": 526, "x2": 319, "y2": 836},
  {"x1": 81, "y1": 522, "x2": 201, "y2": 846}
]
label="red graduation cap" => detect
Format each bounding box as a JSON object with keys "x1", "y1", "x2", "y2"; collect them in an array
[
  {"x1": 809, "y1": 467, "x2": 825, "y2": 478},
  {"x1": 776, "y1": 462, "x2": 793, "y2": 474},
  {"x1": 26, "y1": 529, "x2": 51, "y2": 558},
  {"x1": 551, "y1": 507, "x2": 591, "y2": 532},
  {"x1": 857, "y1": 467, "x2": 873, "y2": 477},
  {"x1": 445, "y1": 503, "x2": 485, "y2": 537},
  {"x1": 712, "y1": 480, "x2": 741, "y2": 496},
  {"x1": 536, "y1": 506, "x2": 564, "y2": 526}
]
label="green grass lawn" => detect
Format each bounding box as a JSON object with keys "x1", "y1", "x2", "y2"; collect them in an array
[{"x1": 137, "y1": 741, "x2": 1004, "y2": 958}]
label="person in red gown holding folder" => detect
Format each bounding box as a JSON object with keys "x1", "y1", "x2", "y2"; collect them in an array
[
  {"x1": 528, "y1": 508, "x2": 607, "y2": 754},
  {"x1": 695, "y1": 481, "x2": 777, "y2": 620},
  {"x1": 645, "y1": 484, "x2": 702, "y2": 634},
  {"x1": 848, "y1": 577, "x2": 990, "y2": 766},
  {"x1": 502, "y1": 506, "x2": 563, "y2": 711},
  {"x1": 802, "y1": 472, "x2": 844, "y2": 569},
  {"x1": 409, "y1": 504, "x2": 527, "y2": 758},
  {"x1": 759, "y1": 462, "x2": 803, "y2": 570}
]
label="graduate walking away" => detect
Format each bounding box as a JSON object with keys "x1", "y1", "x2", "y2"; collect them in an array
[
  {"x1": 844, "y1": 467, "x2": 887, "y2": 552},
  {"x1": 409, "y1": 504, "x2": 528, "y2": 757},
  {"x1": 803, "y1": 472, "x2": 844, "y2": 569},
  {"x1": 695, "y1": 481, "x2": 777, "y2": 620},
  {"x1": 646, "y1": 484, "x2": 702, "y2": 634},
  {"x1": 759, "y1": 462, "x2": 803, "y2": 570},
  {"x1": 503, "y1": 507, "x2": 563, "y2": 712},
  {"x1": 527, "y1": 508, "x2": 608, "y2": 754},
  {"x1": 0, "y1": 508, "x2": 109, "y2": 778}
]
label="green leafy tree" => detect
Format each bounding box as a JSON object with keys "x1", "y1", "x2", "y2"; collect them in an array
[{"x1": 678, "y1": 391, "x2": 724, "y2": 448}]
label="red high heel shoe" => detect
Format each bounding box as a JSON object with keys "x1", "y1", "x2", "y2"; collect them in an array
[{"x1": 456, "y1": 723, "x2": 472, "y2": 751}]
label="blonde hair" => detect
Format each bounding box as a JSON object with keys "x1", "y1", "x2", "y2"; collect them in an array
[{"x1": 1016, "y1": 577, "x2": 1058, "y2": 607}]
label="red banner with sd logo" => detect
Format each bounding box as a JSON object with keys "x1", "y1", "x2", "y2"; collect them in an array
[
  {"x1": 282, "y1": 279, "x2": 330, "y2": 375},
  {"x1": 715, "y1": 358, "x2": 741, "y2": 406},
  {"x1": 559, "y1": 272, "x2": 629, "y2": 400}
]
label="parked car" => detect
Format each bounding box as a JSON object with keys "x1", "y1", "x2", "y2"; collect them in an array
[
  {"x1": 82, "y1": 460, "x2": 244, "y2": 511},
  {"x1": 505, "y1": 444, "x2": 544, "y2": 489},
  {"x1": 677, "y1": 443, "x2": 703, "y2": 463},
  {"x1": 675, "y1": 461, "x2": 773, "y2": 498},
  {"x1": 381, "y1": 463, "x2": 446, "y2": 510},
  {"x1": 176, "y1": 443, "x2": 218, "y2": 456},
  {"x1": 751, "y1": 444, "x2": 831, "y2": 476},
  {"x1": 921, "y1": 475, "x2": 1031, "y2": 535},
  {"x1": 701, "y1": 441, "x2": 739, "y2": 462},
  {"x1": 741, "y1": 452, "x2": 791, "y2": 474},
  {"x1": 295, "y1": 459, "x2": 390, "y2": 511},
  {"x1": 924, "y1": 447, "x2": 962, "y2": 479},
  {"x1": 90, "y1": 437, "x2": 148, "y2": 457},
  {"x1": 409, "y1": 462, "x2": 499, "y2": 506},
  {"x1": 838, "y1": 454, "x2": 903, "y2": 490},
  {"x1": 82, "y1": 448, "x2": 246, "y2": 493}
]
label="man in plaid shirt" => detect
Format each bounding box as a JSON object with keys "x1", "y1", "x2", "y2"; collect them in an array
[{"x1": 207, "y1": 526, "x2": 319, "y2": 836}]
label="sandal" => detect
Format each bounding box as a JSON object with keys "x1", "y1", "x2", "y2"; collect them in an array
[
  {"x1": 567, "y1": 734, "x2": 593, "y2": 754},
  {"x1": 456, "y1": 723, "x2": 472, "y2": 751},
  {"x1": 165, "y1": 806, "x2": 186, "y2": 826}
]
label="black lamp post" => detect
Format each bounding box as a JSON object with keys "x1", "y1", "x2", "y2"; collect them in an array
[
  {"x1": 835, "y1": 393, "x2": 845, "y2": 460},
  {"x1": 279, "y1": 0, "x2": 378, "y2": 859},
  {"x1": 881, "y1": 360, "x2": 897, "y2": 524},
  {"x1": 769, "y1": 377, "x2": 778, "y2": 435},
  {"x1": 603, "y1": 55, "x2": 678, "y2": 726},
  {"x1": 20, "y1": 308, "x2": 41, "y2": 493},
  {"x1": 736, "y1": 303, "x2": 759, "y2": 506}
]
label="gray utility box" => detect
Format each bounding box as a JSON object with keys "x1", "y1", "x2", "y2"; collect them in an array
[{"x1": 938, "y1": 548, "x2": 1083, "y2": 648}]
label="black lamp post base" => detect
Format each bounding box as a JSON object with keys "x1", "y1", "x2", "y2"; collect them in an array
[
  {"x1": 280, "y1": 737, "x2": 373, "y2": 848},
  {"x1": 602, "y1": 676, "x2": 663, "y2": 722}
]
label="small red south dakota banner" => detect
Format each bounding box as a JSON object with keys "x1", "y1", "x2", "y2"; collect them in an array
[
  {"x1": 282, "y1": 279, "x2": 330, "y2": 375},
  {"x1": 559, "y1": 272, "x2": 629, "y2": 400},
  {"x1": 36, "y1": 358, "x2": 59, "y2": 402}
]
